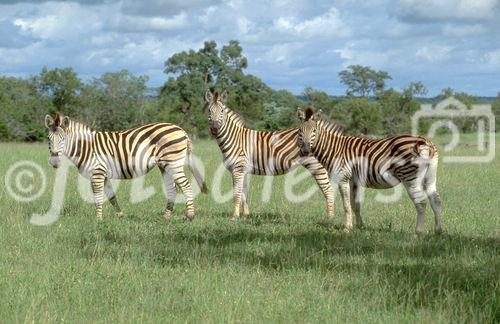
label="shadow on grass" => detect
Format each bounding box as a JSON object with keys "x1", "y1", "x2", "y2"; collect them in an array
[
  {"x1": 74, "y1": 220, "x2": 499, "y2": 322},
  {"x1": 78, "y1": 219, "x2": 500, "y2": 266}
]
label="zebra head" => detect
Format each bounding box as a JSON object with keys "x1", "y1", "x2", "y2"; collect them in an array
[
  {"x1": 44, "y1": 112, "x2": 70, "y2": 168},
  {"x1": 205, "y1": 90, "x2": 228, "y2": 135},
  {"x1": 297, "y1": 107, "x2": 320, "y2": 156}
]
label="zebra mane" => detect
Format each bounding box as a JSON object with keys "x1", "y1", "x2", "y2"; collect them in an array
[
  {"x1": 225, "y1": 106, "x2": 246, "y2": 128},
  {"x1": 67, "y1": 118, "x2": 94, "y2": 134},
  {"x1": 318, "y1": 118, "x2": 344, "y2": 136}
]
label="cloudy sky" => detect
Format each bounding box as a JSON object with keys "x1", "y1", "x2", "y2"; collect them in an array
[{"x1": 0, "y1": 0, "x2": 499, "y2": 96}]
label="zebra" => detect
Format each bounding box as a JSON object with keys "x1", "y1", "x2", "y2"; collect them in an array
[
  {"x1": 205, "y1": 90, "x2": 334, "y2": 220},
  {"x1": 297, "y1": 107, "x2": 442, "y2": 235},
  {"x1": 44, "y1": 113, "x2": 207, "y2": 220}
]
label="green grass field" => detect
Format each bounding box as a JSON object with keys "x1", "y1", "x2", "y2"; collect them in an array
[{"x1": 1, "y1": 133, "x2": 499, "y2": 323}]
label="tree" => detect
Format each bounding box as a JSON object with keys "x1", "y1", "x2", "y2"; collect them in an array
[
  {"x1": 161, "y1": 40, "x2": 270, "y2": 135},
  {"x1": 32, "y1": 66, "x2": 82, "y2": 115},
  {"x1": 81, "y1": 70, "x2": 149, "y2": 130},
  {"x1": 0, "y1": 76, "x2": 50, "y2": 141},
  {"x1": 336, "y1": 98, "x2": 382, "y2": 134},
  {"x1": 402, "y1": 81, "x2": 427, "y2": 99},
  {"x1": 435, "y1": 88, "x2": 480, "y2": 133},
  {"x1": 339, "y1": 65, "x2": 392, "y2": 97},
  {"x1": 219, "y1": 40, "x2": 248, "y2": 87},
  {"x1": 302, "y1": 87, "x2": 349, "y2": 127},
  {"x1": 220, "y1": 40, "x2": 248, "y2": 72},
  {"x1": 438, "y1": 87, "x2": 454, "y2": 100},
  {"x1": 164, "y1": 40, "x2": 226, "y2": 88},
  {"x1": 378, "y1": 88, "x2": 420, "y2": 134},
  {"x1": 158, "y1": 72, "x2": 208, "y2": 137},
  {"x1": 492, "y1": 93, "x2": 500, "y2": 132},
  {"x1": 262, "y1": 89, "x2": 304, "y2": 129}
]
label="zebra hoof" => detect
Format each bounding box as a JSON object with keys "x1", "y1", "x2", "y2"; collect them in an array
[
  {"x1": 185, "y1": 212, "x2": 195, "y2": 221},
  {"x1": 343, "y1": 226, "x2": 353, "y2": 233},
  {"x1": 116, "y1": 211, "x2": 124, "y2": 218},
  {"x1": 164, "y1": 210, "x2": 173, "y2": 220},
  {"x1": 434, "y1": 228, "x2": 443, "y2": 235}
]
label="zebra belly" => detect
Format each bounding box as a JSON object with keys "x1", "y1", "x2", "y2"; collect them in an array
[
  {"x1": 98, "y1": 156, "x2": 158, "y2": 179},
  {"x1": 353, "y1": 171, "x2": 400, "y2": 189}
]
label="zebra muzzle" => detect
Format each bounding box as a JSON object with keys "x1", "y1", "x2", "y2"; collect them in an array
[
  {"x1": 210, "y1": 126, "x2": 219, "y2": 135},
  {"x1": 48, "y1": 155, "x2": 61, "y2": 168}
]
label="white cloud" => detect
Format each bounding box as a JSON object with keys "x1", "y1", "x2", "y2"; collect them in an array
[
  {"x1": 236, "y1": 16, "x2": 253, "y2": 35},
  {"x1": 272, "y1": 8, "x2": 349, "y2": 40},
  {"x1": 12, "y1": 2, "x2": 105, "y2": 40},
  {"x1": 395, "y1": 0, "x2": 499, "y2": 22},
  {"x1": 266, "y1": 43, "x2": 296, "y2": 64},
  {"x1": 415, "y1": 44, "x2": 453, "y2": 62},
  {"x1": 120, "y1": 0, "x2": 215, "y2": 17},
  {"x1": 334, "y1": 47, "x2": 353, "y2": 60},
  {"x1": 0, "y1": 0, "x2": 499, "y2": 95},
  {"x1": 109, "y1": 12, "x2": 188, "y2": 32},
  {"x1": 484, "y1": 48, "x2": 500, "y2": 66},
  {"x1": 442, "y1": 24, "x2": 486, "y2": 37}
]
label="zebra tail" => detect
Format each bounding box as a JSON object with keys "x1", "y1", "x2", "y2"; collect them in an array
[
  {"x1": 187, "y1": 137, "x2": 208, "y2": 194},
  {"x1": 415, "y1": 139, "x2": 438, "y2": 160}
]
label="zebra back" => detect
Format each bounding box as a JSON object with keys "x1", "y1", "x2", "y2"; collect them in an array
[
  {"x1": 310, "y1": 119, "x2": 438, "y2": 186},
  {"x1": 210, "y1": 105, "x2": 303, "y2": 175},
  {"x1": 63, "y1": 120, "x2": 189, "y2": 179}
]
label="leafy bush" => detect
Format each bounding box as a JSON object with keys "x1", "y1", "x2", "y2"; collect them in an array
[{"x1": 0, "y1": 41, "x2": 497, "y2": 142}]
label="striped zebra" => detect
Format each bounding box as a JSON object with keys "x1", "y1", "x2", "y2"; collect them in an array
[
  {"x1": 205, "y1": 90, "x2": 334, "y2": 220},
  {"x1": 297, "y1": 108, "x2": 442, "y2": 234},
  {"x1": 44, "y1": 113, "x2": 207, "y2": 220}
]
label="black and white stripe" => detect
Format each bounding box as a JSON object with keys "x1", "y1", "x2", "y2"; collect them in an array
[
  {"x1": 45, "y1": 113, "x2": 207, "y2": 220},
  {"x1": 205, "y1": 90, "x2": 334, "y2": 220},
  {"x1": 297, "y1": 108, "x2": 442, "y2": 234}
]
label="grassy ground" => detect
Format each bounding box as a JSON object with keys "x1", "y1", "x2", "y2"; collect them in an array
[{"x1": 0, "y1": 133, "x2": 498, "y2": 323}]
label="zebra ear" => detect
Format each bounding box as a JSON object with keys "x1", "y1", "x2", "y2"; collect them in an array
[
  {"x1": 45, "y1": 115, "x2": 54, "y2": 128},
  {"x1": 213, "y1": 91, "x2": 219, "y2": 102},
  {"x1": 304, "y1": 107, "x2": 314, "y2": 121},
  {"x1": 60, "y1": 116, "x2": 70, "y2": 129},
  {"x1": 205, "y1": 90, "x2": 213, "y2": 103},
  {"x1": 297, "y1": 108, "x2": 306, "y2": 122},
  {"x1": 220, "y1": 89, "x2": 228, "y2": 103},
  {"x1": 315, "y1": 109, "x2": 324, "y2": 121}
]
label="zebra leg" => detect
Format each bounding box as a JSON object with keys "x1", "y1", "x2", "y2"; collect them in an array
[
  {"x1": 338, "y1": 182, "x2": 353, "y2": 231},
  {"x1": 350, "y1": 181, "x2": 363, "y2": 228},
  {"x1": 424, "y1": 158, "x2": 442, "y2": 235},
  {"x1": 231, "y1": 169, "x2": 246, "y2": 221},
  {"x1": 170, "y1": 165, "x2": 195, "y2": 220},
  {"x1": 160, "y1": 167, "x2": 176, "y2": 220},
  {"x1": 428, "y1": 191, "x2": 442, "y2": 235},
  {"x1": 104, "y1": 180, "x2": 123, "y2": 217},
  {"x1": 90, "y1": 171, "x2": 106, "y2": 220},
  {"x1": 303, "y1": 160, "x2": 334, "y2": 219},
  {"x1": 403, "y1": 180, "x2": 427, "y2": 235},
  {"x1": 241, "y1": 174, "x2": 250, "y2": 217}
]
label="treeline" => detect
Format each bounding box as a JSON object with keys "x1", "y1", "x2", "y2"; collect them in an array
[{"x1": 1, "y1": 40, "x2": 499, "y2": 141}]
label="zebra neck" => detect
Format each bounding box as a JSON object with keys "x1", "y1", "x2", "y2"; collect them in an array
[
  {"x1": 314, "y1": 122, "x2": 345, "y2": 157},
  {"x1": 63, "y1": 121, "x2": 95, "y2": 167},
  {"x1": 317, "y1": 121, "x2": 343, "y2": 140},
  {"x1": 214, "y1": 113, "x2": 245, "y2": 148}
]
